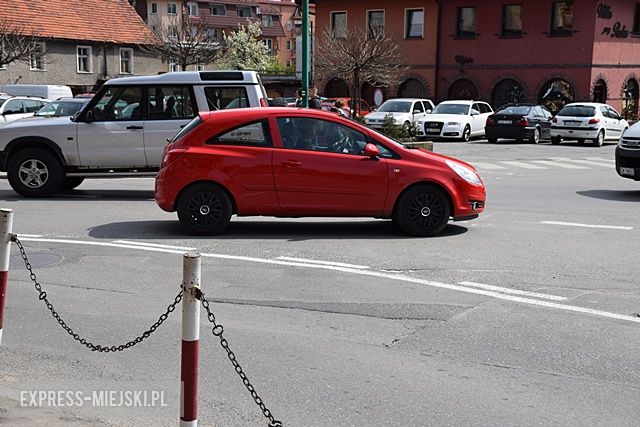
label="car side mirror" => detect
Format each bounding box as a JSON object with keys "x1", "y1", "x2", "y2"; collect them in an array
[
  {"x1": 413, "y1": 109, "x2": 420, "y2": 115},
  {"x1": 84, "y1": 110, "x2": 94, "y2": 123},
  {"x1": 364, "y1": 143, "x2": 380, "y2": 159},
  {"x1": 426, "y1": 109, "x2": 432, "y2": 114}
]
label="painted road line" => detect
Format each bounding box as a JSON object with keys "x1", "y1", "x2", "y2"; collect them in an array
[
  {"x1": 548, "y1": 157, "x2": 612, "y2": 168},
  {"x1": 499, "y1": 161, "x2": 548, "y2": 170},
  {"x1": 541, "y1": 221, "x2": 633, "y2": 230},
  {"x1": 584, "y1": 157, "x2": 615, "y2": 164},
  {"x1": 113, "y1": 240, "x2": 197, "y2": 251},
  {"x1": 531, "y1": 160, "x2": 588, "y2": 169},
  {"x1": 16, "y1": 237, "x2": 640, "y2": 325},
  {"x1": 276, "y1": 256, "x2": 370, "y2": 269},
  {"x1": 469, "y1": 162, "x2": 507, "y2": 170},
  {"x1": 458, "y1": 281, "x2": 567, "y2": 301},
  {"x1": 16, "y1": 234, "x2": 43, "y2": 238}
]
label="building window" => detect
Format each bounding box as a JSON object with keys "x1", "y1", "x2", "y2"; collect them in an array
[
  {"x1": 120, "y1": 48, "x2": 134, "y2": 74},
  {"x1": 367, "y1": 10, "x2": 384, "y2": 39},
  {"x1": 457, "y1": 7, "x2": 476, "y2": 38},
  {"x1": 167, "y1": 3, "x2": 177, "y2": 15},
  {"x1": 405, "y1": 8, "x2": 424, "y2": 39},
  {"x1": 0, "y1": 43, "x2": 6, "y2": 69},
  {"x1": 210, "y1": 4, "x2": 225, "y2": 16},
  {"x1": 286, "y1": 40, "x2": 291, "y2": 50},
  {"x1": 262, "y1": 15, "x2": 273, "y2": 27},
  {"x1": 262, "y1": 39, "x2": 273, "y2": 54},
  {"x1": 237, "y1": 6, "x2": 251, "y2": 17},
  {"x1": 187, "y1": 3, "x2": 198, "y2": 16},
  {"x1": 29, "y1": 43, "x2": 45, "y2": 71},
  {"x1": 76, "y1": 46, "x2": 92, "y2": 73},
  {"x1": 169, "y1": 61, "x2": 178, "y2": 72},
  {"x1": 286, "y1": 60, "x2": 291, "y2": 67},
  {"x1": 551, "y1": 1, "x2": 573, "y2": 34},
  {"x1": 633, "y1": 3, "x2": 640, "y2": 34},
  {"x1": 330, "y1": 11, "x2": 347, "y2": 38},
  {"x1": 151, "y1": 2, "x2": 157, "y2": 14},
  {"x1": 195, "y1": 64, "x2": 204, "y2": 71},
  {"x1": 502, "y1": 4, "x2": 523, "y2": 36},
  {"x1": 287, "y1": 20, "x2": 292, "y2": 31}
]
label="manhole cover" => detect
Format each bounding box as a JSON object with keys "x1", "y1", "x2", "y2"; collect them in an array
[{"x1": 9, "y1": 253, "x2": 63, "y2": 269}]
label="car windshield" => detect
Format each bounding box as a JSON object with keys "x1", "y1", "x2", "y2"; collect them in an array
[
  {"x1": 34, "y1": 100, "x2": 86, "y2": 117},
  {"x1": 0, "y1": 97, "x2": 7, "y2": 107},
  {"x1": 377, "y1": 101, "x2": 412, "y2": 113},
  {"x1": 497, "y1": 106, "x2": 531, "y2": 115},
  {"x1": 558, "y1": 105, "x2": 596, "y2": 117},
  {"x1": 432, "y1": 104, "x2": 470, "y2": 115}
]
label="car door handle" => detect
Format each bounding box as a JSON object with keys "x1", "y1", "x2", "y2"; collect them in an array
[
  {"x1": 126, "y1": 125, "x2": 143, "y2": 130},
  {"x1": 282, "y1": 160, "x2": 302, "y2": 168}
]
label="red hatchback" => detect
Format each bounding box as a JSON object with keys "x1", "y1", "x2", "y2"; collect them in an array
[{"x1": 155, "y1": 108, "x2": 486, "y2": 236}]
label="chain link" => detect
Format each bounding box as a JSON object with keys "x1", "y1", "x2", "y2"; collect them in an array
[
  {"x1": 12, "y1": 235, "x2": 183, "y2": 353},
  {"x1": 199, "y1": 293, "x2": 282, "y2": 427}
]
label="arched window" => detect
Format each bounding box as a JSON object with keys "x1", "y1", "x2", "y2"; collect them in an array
[
  {"x1": 491, "y1": 79, "x2": 525, "y2": 109},
  {"x1": 538, "y1": 78, "x2": 574, "y2": 114},
  {"x1": 447, "y1": 79, "x2": 478, "y2": 100},
  {"x1": 622, "y1": 78, "x2": 639, "y2": 121},
  {"x1": 323, "y1": 78, "x2": 349, "y2": 98},
  {"x1": 398, "y1": 78, "x2": 426, "y2": 98},
  {"x1": 592, "y1": 79, "x2": 607, "y2": 103}
]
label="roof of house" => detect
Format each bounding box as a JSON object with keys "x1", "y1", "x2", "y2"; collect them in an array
[{"x1": 0, "y1": 0, "x2": 156, "y2": 45}]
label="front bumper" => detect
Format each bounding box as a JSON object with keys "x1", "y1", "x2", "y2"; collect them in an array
[
  {"x1": 417, "y1": 125, "x2": 464, "y2": 138},
  {"x1": 615, "y1": 146, "x2": 640, "y2": 180}
]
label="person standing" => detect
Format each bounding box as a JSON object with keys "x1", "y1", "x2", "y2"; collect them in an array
[
  {"x1": 308, "y1": 86, "x2": 322, "y2": 109},
  {"x1": 294, "y1": 89, "x2": 303, "y2": 107}
]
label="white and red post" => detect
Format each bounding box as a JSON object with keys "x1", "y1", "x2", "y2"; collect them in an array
[
  {"x1": 0, "y1": 209, "x2": 13, "y2": 347},
  {"x1": 180, "y1": 252, "x2": 200, "y2": 427}
]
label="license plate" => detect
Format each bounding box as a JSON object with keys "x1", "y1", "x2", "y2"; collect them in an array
[
  {"x1": 566, "y1": 121, "x2": 581, "y2": 126},
  {"x1": 497, "y1": 120, "x2": 511, "y2": 124},
  {"x1": 426, "y1": 128, "x2": 440, "y2": 133},
  {"x1": 620, "y1": 167, "x2": 635, "y2": 176}
]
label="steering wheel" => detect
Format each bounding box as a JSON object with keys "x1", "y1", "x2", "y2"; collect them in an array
[{"x1": 333, "y1": 136, "x2": 355, "y2": 153}]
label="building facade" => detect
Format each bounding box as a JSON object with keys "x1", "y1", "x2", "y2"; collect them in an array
[{"x1": 0, "y1": 0, "x2": 162, "y2": 93}]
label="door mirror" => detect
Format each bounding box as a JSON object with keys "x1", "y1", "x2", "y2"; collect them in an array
[
  {"x1": 84, "y1": 110, "x2": 94, "y2": 123},
  {"x1": 364, "y1": 143, "x2": 380, "y2": 159},
  {"x1": 426, "y1": 109, "x2": 432, "y2": 114},
  {"x1": 413, "y1": 109, "x2": 421, "y2": 115}
]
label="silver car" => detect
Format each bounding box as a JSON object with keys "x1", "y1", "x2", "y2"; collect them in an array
[{"x1": 550, "y1": 102, "x2": 628, "y2": 147}]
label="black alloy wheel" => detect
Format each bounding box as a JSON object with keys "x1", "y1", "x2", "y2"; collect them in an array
[
  {"x1": 395, "y1": 186, "x2": 451, "y2": 236},
  {"x1": 177, "y1": 183, "x2": 232, "y2": 235},
  {"x1": 461, "y1": 125, "x2": 471, "y2": 142}
]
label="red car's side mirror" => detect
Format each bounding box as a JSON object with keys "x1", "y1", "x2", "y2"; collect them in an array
[{"x1": 364, "y1": 143, "x2": 380, "y2": 158}]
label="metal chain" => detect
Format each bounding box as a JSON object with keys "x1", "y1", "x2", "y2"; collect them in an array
[
  {"x1": 198, "y1": 292, "x2": 282, "y2": 427},
  {"x1": 11, "y1": 235, "x2": 183, "y2": 353}
]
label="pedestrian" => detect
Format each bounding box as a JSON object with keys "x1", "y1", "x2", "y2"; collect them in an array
[
  {"x1": 308, "y1": 86, "x2": 322, "y2": 109},
  {"x1": 330, "y1": 99, "x2": 350, "y2": 118},
  {"x1": 294, "y1": 89, "x2": 303, "y2": 107}
]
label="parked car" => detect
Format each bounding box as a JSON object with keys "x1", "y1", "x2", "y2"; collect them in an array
[
  {"x1": 615, "y1": 124, "x2": 640, "y2": 181},
  {"x1": 550, "y1": 102, "x2": 628, "y2": 146},
  {"x1": 416, "y1": 100, "x2": 494, "y2": 141},
  {"x1": 30, "y1": 97, "x2": 90, "y2": 118},
  {"x1": 0, "y1": 70, "x2": 269, "y2": 197},
  {"x1": 155, "y1": 107, "x2": 486, "y2": 237},
  {"x1": 0, "y1": 84, "x2": 72, "y2": 101},
  {"x1": 363, "y1": 98, "x2": 435, "y2": 130},
  {"x1": 321, "y1": 97, "x2": 373, "y2": 117},
  {"x1": 0, "y1": 95, "x2": 49, "y2": 124},
  {"x1": 485, "y1": 103, "x2": 553, "y2": 143}
]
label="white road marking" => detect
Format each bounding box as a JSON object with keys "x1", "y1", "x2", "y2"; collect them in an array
[
  {"x1": 548, "y1": 157, "x2": 611, "y2": 168},
  {"x1": 276, "y1": 256, "x2": 369, "y2": 269},
  {"x1": 470, "y1": 162, "x2": 507, "y2": 170},
  {"x1": 531, "y1": 160, "x2": 588, "y2": 169},
  {"x1": 499, "y1": 161, "x2": 547, "y2": 170},
  {"x1": 584, "y1": 157, "x2": 615, "y2": 164},
  {"x1": 16, "y1": 234, "x2": 43, "y2": 238},
  {"x1": 113, "y1": 240, "x2": 196, "y2": 251},
  {"x1": 541, "y1": 221, "x2": 633, "y2": 230},
  {"x1": 16, "y1": 237, "x2": 640, "y2": 325},
  {"x1": 458, "y1": 281, "x2": 567, "y2": 301}
]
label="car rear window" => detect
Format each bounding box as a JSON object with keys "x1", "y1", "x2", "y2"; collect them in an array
[
  {"x1": 204, "y1": 87, "x2": 250, "y2": 110},
  {"x1": 558, "y1": 105, "x2": 596, "y2": 117},
  {"x1": 497, "y1": 106, "x2": 531, "y2": 115}
]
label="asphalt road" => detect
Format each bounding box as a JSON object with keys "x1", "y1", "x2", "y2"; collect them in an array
[{"x1": 1, "y1": 139, "x2": 639, "y2": 426}]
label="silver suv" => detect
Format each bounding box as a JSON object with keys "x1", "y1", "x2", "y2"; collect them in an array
[{"x1": 0, "y1": 71, "x2": 268, "y2": 196}]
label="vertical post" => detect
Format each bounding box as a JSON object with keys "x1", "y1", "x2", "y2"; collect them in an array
[
  {"x1": 0, "y1": 209, "x2": 13, "y2": 347},
  {"x1": 180, "y1": 252, "x2": 200, "y2": 427},
  {"x1": 301, "y1": 0, "x2": 309, "y2": 108}
]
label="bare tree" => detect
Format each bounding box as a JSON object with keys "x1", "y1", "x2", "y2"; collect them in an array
[
  {"x1": 315, "y1": 26, "x2": 408, "y2": 117},
  {"x1": 0, "y1": 18, "x2": 44, "y2": 67},
  {"x1": 143, "y1": 16, "x2": 222, "y2": 71}
]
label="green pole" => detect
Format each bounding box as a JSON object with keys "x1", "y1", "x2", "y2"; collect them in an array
[{"x1": 301, "y1": 0, "x2": 309, "y2": 108}]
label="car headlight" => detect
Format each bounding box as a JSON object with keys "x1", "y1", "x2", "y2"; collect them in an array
[
  {"x1": 447, "y1": 121, "x2": 461, "y2": 126},
  {"x1": 446, "y1": 160, "x2": 482, "y2": 185}
]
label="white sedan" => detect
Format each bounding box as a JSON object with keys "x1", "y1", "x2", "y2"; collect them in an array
[
  {"x1": 364, "y1": 98, "x2": 434, "y2": 130},
  {"x1": 417, "y1": 100, "x2": 494, "y2": 141}
]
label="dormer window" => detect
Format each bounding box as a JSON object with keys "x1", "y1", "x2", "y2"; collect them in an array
[
  {"x1": 237, "y1": 6, "x2": 251, "y2": 18},
  {"x1": 262, "y1": 15, "x2": 273, "y2": 27}
]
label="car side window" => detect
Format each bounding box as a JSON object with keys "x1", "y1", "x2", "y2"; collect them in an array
[
  {"x1": 24, "y1": 99, "x2": 43, "y2": 113},
  {"x1": 4, "y1": 99, "x2": 23, "y2": 114},
  {"x1": 276, "y1": 117, "x2": 368, "y2": 155},
  {"x1": 90, "y1": 86, "x2": 143, "y2": 121},
  {"x1": 471, "y1": 103, "x2": 481, "y2": 115},
  {"x1": 148, "y1": 86, "x2": 196, "y2": 120},
  {"x1": 204, "y1": 87, "x2": 250, "y2": 110},
  {"x1": 207, "y1": 120, "x2": 271, "y2": 147},
  {"x1": 423, "y1": 100, "x2": 434, "y2": 112},
  {"x1": 480, "y1": 103, "x2": 492, "y2": 113},
  {"x1": 413, "y1": 102, "x2": 424, "y2": 113},
  {"x1": 608, "y1": 107, "x2": 620, "y2": 119},
  {"x1": 599, "y1": 106, "x2": 610, "y2": 118}
]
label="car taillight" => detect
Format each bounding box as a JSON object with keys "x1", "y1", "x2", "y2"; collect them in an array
[
  {"x1": 486, "y1": 117, "x2": 495, "y2": 125},
  {"x1": 516, "y1": 118, "x2": 529, "y2": 126},
  {"x1": 161, "y1": 148, "x2": 187, "y2": 168},
  {"x1": 588, "y1": 118, "x2": 600, "y2": 124}
]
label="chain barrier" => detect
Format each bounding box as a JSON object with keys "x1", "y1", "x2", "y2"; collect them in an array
[
  {"x1": 11, "y1": 235, "x2": 183, "y2": 352},
  {"x1": 197, "y1": 290, "x2": 282, "y2": 427}
]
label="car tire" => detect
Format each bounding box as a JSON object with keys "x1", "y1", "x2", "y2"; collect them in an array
[
  {"x1": 60, "y1": 177, "x2": 85, "y2": 191},
  {"x1": 7, "y1": 148, "x2": 64, "y2": 197},
  {"x1": 592, "y1": 130, "x2": 604, "y2": 147},
  {"x1": 394, "y1": 185, "x2": 451, "y2": 237},
  {"x1": 487, "y1": 138, "x2": 498, "y2": 144},
  {"x1": 551, "y1": 136, "x2": 561, "y2": 145},
  {"x1": 177, "y1": 183, "x2": 233, "y2": 235},
  {"x1": 529, "y1": 128, "x2": 540, "y2": 144},
  {"x1": 461, "y1": 125, "x2": 471, "y2": 142}
]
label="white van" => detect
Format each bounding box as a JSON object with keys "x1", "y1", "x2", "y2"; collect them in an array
[{"x1": 0, "y1": 84, "x2": 73, "y2": 101}]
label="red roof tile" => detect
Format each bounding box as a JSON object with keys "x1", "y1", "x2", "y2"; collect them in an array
[{"x1": 0, "y1": 0, "x2": 156, "y2": 44}]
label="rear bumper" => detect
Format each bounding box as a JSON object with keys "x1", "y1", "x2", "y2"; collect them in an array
[
  {"x1": 485, "y1": 126, "x2": 534, "y2": 140},
  {"x1": 551, "y1": 126, "x2": 599, "y2": 139},
  {"x1": 615, "y1": 146, "x2": 640, "y2": 180}
]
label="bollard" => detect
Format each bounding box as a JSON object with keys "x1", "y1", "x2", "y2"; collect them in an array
[
  {"x1": 0, "y1": 209, "x2": 13, "y2": 347},
  {"x1": 181, "y1": 252, "x2": 200, "y2": 427}
]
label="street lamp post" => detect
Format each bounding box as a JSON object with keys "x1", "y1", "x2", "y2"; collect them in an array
[{"x1": 301, "y1": 0, "x2": 309, "y2": 107}]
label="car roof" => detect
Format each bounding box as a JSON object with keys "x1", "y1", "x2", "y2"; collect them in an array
[
  {"x1": 0, "y1": 94, "x2": 47, "y2": 100},
  {"x1": 52, "y1": 97, "x2": 87, "y2": 102},
  {"x1": 438, "y1": 100, "x2": 477, "y2": 104},
  {"x1": 562, "y1": 102, "x2": 607, "y2": 107},
  {"x1": 201, "y1": 107, "x2": 353, "y2": 123},
  {"x1": 106, "y1": 70, "x2": 260, "y2": 85},
  {"x1": 382, "y1": 98, "x2": 431, "y2": 102}
]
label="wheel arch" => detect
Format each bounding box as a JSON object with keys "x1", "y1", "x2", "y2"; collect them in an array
[
  {"x1": 173, "y1": 179, "x2": 238, "y2": 214},
  {"x1": 4, "y1": 137, "x2": 66, "y2": 169},
  {"x1": 392, "y1": 181, "x2": 455, "y2": 219}
]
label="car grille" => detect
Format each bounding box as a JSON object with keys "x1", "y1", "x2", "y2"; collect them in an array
[
  {"x1": 423, "y1": 121, "x2": 444, "y2": 134},
  {"x1": 620, "y1": 136, "x2": 640, "y2": 149}
]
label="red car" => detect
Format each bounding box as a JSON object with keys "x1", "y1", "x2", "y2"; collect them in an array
[
  {"x1": 321, "y1": 97, "x2": 373, "y2": 117},
  {"x1": 155, "y1": 108, "x2": 485, "y2": 236}
]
